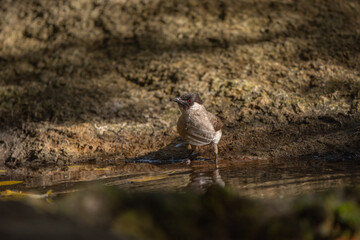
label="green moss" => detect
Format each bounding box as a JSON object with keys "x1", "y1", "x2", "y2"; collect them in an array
[
  {"x1": 336, "y1": 201, "x2": 360, "y2": 231},
  {"x1": 112, "y1": 210, "x2": 166, "y2": 240}
]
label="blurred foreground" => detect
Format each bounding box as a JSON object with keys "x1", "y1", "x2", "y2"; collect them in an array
[{"x1": 2, "y1": 186, "x2": 360, "y2": 240}]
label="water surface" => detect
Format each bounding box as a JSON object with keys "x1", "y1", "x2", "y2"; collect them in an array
[{"x1": 1, "y1": 158, "x2": 360, "y2": 199}]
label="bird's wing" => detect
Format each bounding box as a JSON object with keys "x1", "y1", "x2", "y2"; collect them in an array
[
  {"x1": 207, "y1": 112, "x2": 223, "y2": 132},
  {"x1": 177, "y1": 115, "x2": 214, "y2": 146},
  {"x1": 185, "y1": 125, "x2": 214, "y2": 146}
]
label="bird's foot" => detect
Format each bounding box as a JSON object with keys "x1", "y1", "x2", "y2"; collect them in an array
[{"x1": 187, "y1": 151, "x2": 199, "y2": 160}]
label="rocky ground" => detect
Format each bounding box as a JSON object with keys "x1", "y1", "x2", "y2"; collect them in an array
[{"x1": 1, "y1": 0, "x2": 360, "y2": 171}]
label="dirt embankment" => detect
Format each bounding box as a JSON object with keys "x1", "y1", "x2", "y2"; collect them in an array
[{"x1": 0, "y1": 0, "x2": 360, "y2": 170}]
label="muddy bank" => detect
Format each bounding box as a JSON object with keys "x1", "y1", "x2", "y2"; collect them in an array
[{"x1": 1, "y1": 0, "x2": 360, "y2": 169}]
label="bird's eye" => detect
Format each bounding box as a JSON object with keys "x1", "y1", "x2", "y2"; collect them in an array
[{"x1": 188, "y1": 99, "x2": 192, "y2": 103}]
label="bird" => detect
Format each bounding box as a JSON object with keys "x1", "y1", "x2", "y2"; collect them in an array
[{"x1": 172, "y1": 93, "x2": 223, "y2": 164}]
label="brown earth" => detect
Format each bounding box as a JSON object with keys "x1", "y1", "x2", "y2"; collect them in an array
[{"x1": 1, "y1": 0, "x2": 360, "y2": 172}]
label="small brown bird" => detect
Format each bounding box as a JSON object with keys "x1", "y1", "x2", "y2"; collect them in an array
[{"x1": 172, "y1": 93, "x2": 223, "y2": 164}]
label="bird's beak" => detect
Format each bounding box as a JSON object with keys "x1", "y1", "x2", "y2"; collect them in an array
[{"x1": 172, "y1": 97, "x2": 185, "y2": 105}]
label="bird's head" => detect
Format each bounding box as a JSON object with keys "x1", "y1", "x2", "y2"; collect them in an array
[{"x1": 172, "y1": 93, "x2": 203, "y2": 112}]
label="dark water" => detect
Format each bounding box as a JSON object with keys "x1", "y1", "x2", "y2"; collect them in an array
[{"x1": 1, "y1": 158, "x2": 360, "y2": 199}]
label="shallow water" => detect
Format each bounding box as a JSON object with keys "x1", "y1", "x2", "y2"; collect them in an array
[{"x1": 1, "y1": 157, "x2": 360, "y2": 199}]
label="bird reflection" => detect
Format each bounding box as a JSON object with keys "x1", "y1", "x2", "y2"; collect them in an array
[
  {"x1": 213, "y1": 168, "x2": 225, "y2": 187},
  {"x1": 186, "y1": 167, "x2": 225, "y2": 192}
]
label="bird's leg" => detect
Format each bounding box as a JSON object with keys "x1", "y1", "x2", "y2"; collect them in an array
[
  {"x1": 185, "y1": 145, "x2": 197, "y2": 165},
  {"x1": 186, "y1": 144, "x2": 196, "y2": 165},
  {"x1": 187, "y1": 144, "x2": 197, "y2": 159},
  {"x1": 213, "y1": 143, "x2": 219, "y2": 166}
]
